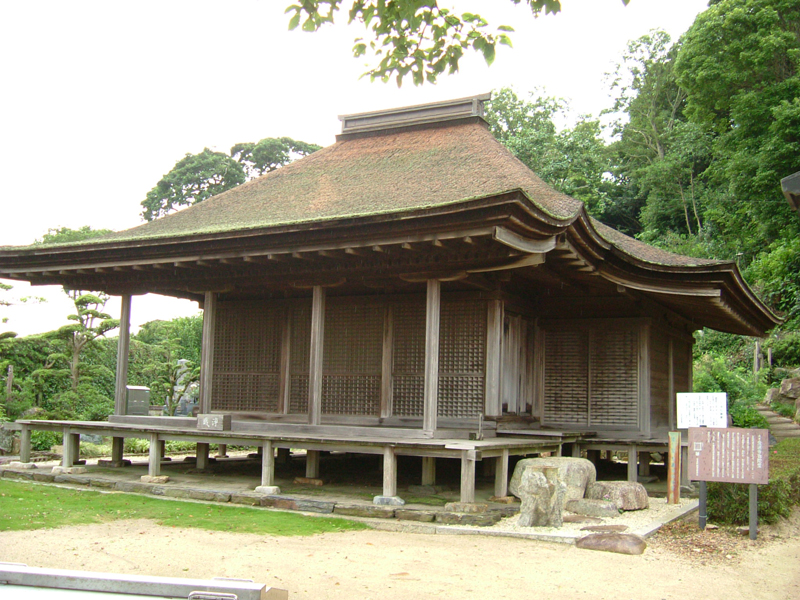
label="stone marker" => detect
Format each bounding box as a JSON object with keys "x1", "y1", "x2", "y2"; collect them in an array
[
  {"x1": 517, "y1": 466, "x2": 566, "y2": 527},
  {"x1": 509, "y1": 457, "x2": 595, "y2": 502},
  {"x1": 576, "y1": 533, "x2": 647, "y2": 555},
  {"x1": 586, "y1": 480, "x2": 649, "y2": 510},
  {"x1": 565, "y1": 498, "x2": 620, "y2": 518}
]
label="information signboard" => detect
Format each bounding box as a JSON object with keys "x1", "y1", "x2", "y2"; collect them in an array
[
  {"x1": 688, "y1": 427, "x2": 769, "y2": 485},
  {"x1": 677, "y1": 392, "x2": 727, "y2": 428}
]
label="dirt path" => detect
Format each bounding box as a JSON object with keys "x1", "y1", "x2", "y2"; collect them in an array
[{"x1": 2, "y1": 517, "x2": 799, "y2": 600}]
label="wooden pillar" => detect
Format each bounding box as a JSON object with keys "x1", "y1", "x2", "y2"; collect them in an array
[
  {"x1": 19, "y1": 424, "x2": 31, "y2": 463},
  {"x1": 421, "y1": 457, "x2": 436, "y2": 486},
  {"x1": 158, "y1": 439, "x2": 166, "y2": 460},
  {"x1": 71, "y1": 434, "x2": 81, "y2": 465},
  {"x1": 198, "y1": 292, "x2": 217, "y2": 414},
  {"x1": 217, "y1": 443, "x2": 228, "y2": 458},
  {"x1": 484, "y1": 299, "x2": 503, "y2": 417},
  {"x1": 380, "y1": 306, "x2": 394, "y2": 418},
  {"x1": 305, "y1": 450, "x2": 320, "y2": 478},
  {"x1": 494, "y1": 448, "x2": 509, "y2": 498},
  {"x1": 638, "y1": 451, "x2": 651, "y2": 477},
  {"x1": 668, "y1": 338, "x2": 675, "y2": 430},
  {"x1": 460, "y1": 450, "x2": 476, "y2": 503},
  {"x1": 308, "y1": 286, "x2": 326, "y2": 426},
  {"x1": 148, "y1": 433, "x2": 161, "y2": 477},
  {"x1": 627, "y1": 444, "x2": 638, "y2": 483},
  {"x1": 382, "y1": 446, "x2": 397, "y2": 497},
  {"x1": 278, "y1": 308, "x2": 291, "y2": 414},
  {"x1": 277, "y1": 447, "x2": 291, "y2": 464},
  {"x1": 423, "y1": 279, "x2": 441, "y2": 436},
  {"x1": 196, "y1": 442, "x2": 210, "y2": 470},
  {"x1": 114, "y1": 294, "x2": 132, "y2": 415},
  {"x1": 111, "y1": 437, "x2": 124, "y2": 464},
  {"x1": 61, "y1": 428, "x2": 76, "y2": 467},
  {"x1": 261, "y1": 440, "x2": 275, "y2": 487}
]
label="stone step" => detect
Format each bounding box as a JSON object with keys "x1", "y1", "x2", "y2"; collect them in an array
[
  {"x1": 770, "y1": 423, "x2": 800, "y2": 430},
  {"x1": 774, "y1": 430, "x2": 800, "y2": 439},
  {"x1": 765, "y1": 417, "x2": 795, "y2": 424}
]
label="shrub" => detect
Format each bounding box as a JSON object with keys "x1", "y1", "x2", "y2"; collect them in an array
[
  {"x1": 728, "y1": 400, "x2": 769, "y2": 428},
  {"x1": 708, "y1": 438, "x2": 800, "y2": 525},
  {"x1": 124, "y1": 438, "x2": 150, "y2": 454},
  {"x1": 80, "y1": 442, "x2": 112, "y2": 458},
  {"x1": 30, "y1": 430, "x2": 61, "y2": 452}
]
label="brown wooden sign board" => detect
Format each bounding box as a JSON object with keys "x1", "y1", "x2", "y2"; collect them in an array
[{"x1": 688, "y1": 427, "x2": 769, "y2": 485}]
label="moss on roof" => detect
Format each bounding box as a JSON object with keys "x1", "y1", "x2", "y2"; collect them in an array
[{"x1": 97, "y1": 121, "x2": 583, "y2": 243}]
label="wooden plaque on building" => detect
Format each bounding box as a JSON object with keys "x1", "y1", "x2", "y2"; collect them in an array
[
  {"x1": 688, "y1": 427, "x2": 769, "y2": 485},
  {"x1": 197, "y1": 414, "x2": 232, "y2": 431}
]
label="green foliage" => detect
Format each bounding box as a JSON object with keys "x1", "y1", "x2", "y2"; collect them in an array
[
  {"x1": 765, "y1": 331, "x2": 800, "y2": 368},
  {"x1": 141, "y1": 138, "x2": 319, "y2": 221},
  {"x1": 746, "y1": 236, "x2": 800, "y2": 327},
  {"x1": 286, "y1": 1, "x2": 578, "y2": 85},
  {"x1": 485, "y1": 88, "x2": 613, "y2": 220},
  {"x1": 0, "y1": 480, "x2": 367, "y2": 535},
  {"x1": 37, "y1": 226, "x2": 113, "y2": 245},
  {"x1": 708, "y1": 438, "x2": 800, "y2": 525},
  {"x1": 30, "y1": 430, "x2": 60, "y2": 452}
]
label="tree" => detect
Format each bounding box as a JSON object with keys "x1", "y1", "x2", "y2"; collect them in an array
[
  {"x1": 286, "y1": 1, "x2": 629, "y2": 85},
  {"x1": 38, "y1": 226, "x2": 114, "y2": 245},
  {"x1": 141, "y1": 137, "x2": 321, "y2": 221},
  {"x1": 485, "y1": 88, "x2": 614, "y2": 223}
]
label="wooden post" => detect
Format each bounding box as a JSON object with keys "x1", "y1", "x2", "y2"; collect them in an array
[
  {"x1": 71, "y1": 433, "x2": 81, "y2": 465},
  {"x1": 277, "y1": 447, "x2": 291, "y2": 464},
  {"x1": 423, "y1": 279, "x2": 441, "y2": 435},
  {"x1": 460, "y1": 450, "x2": 476, "y2": 503},
  {"x1": 111, "y1": 437, "x2": 124, "y2": 464},
  {"x1": 61, "y1": 428, "x2": 74, "y2": 467},
  {"x1": 261, "y1": 440, "x2": 275, "y2": 487},
  {"x1": 305, "y1": 450, "x2": 320, "y2": 478},
  {"x1": 627, "y1": 444, "x2": 638, "y2": 483},
  {"x1": 638, "y1": 452, "x2": 650, "y2": 477},
  {"x1": 148, "y1": 433, "x2": 161, "y2": 477},
  {"x1": 668, "y1": 338, "x2": 676, "y2": 429},
  {"x1": 278, "y1": 308, "x2": 291, "y2": 414},
  {"x1": 198, "y1": 292, "x2": 217, "y2": 414},
  {"x1": 114, "y1": 295, "x2": 132, "y2": 415},
  {"x1": 484, "y1": 299, "x2": 503, "y2": 417},
  {"x1": 421, "y1": 456, "x2": 436, "y2": 486},
  {"x1": 382, "y1": 446, "x2": 397, "y2": 497},
  {"x1": 217, "y1": 443, "x2": 228, "y2": 458},
  {"x1": 380, "y1": 306, "x2": 394, "y2": 418},
  {"x1": 667, "y1": 431, "x2": 681, "y2": 504},
  {"x1": 638, "y1": 323, "x2": 651, "y2": 437},
  {"x1": 196, "y1": 442, "x2": 210, "y2": 470},
  {"x1": 158, "y1": 439, "x2": 167, "y2": 460},
  {"x1": 494, "y1": 448, "x2": 509, "y2": 498},
  {"x1": 308, "y1": 286, "x2": 326, "y2": 426},
  {"x1": 19, "y1": 424, "x2": 31, "y2": 463}
]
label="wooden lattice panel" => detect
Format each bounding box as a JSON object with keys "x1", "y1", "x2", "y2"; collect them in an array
[
  {"x1": 322, "y1": 375, "x2": 381, "y2": 415},
  {"x1": 543, "y1": 329, "x2": 589, "y2": 424},
  {"x1": 439, "y1": 300, "x2": 486, "y2": 418},
  {"x1": 673, "y1": 338, "x2": 692, "y2": 393},
  {"x1": 648, "y1": 329, "x2": 670, "y2": 429},
  {"x1": 590, "y1": 328, "x2": 638, "y2": 428},
  {"x1": 288, "y1": 303, "x2": 312, "y2": 414},
  {"x1": 392, "y1": 375, "x2": 423, "y2": 417},
  {"x1": 211, "y1": 301, "x2": 282, "y2": 412}
]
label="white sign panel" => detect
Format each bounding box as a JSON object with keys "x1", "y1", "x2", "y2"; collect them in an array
[{"x1": 677, "y1": 393, "x2": 727, "y2": 429}]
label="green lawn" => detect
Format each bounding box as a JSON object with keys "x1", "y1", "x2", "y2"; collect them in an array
[{"x1": 0, "y1": 480, "x2": 368, "y2": 536}]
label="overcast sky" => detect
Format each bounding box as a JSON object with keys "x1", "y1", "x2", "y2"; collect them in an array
[{"x1": 0, "y1": 0, "x2": 709, "y2": 336}]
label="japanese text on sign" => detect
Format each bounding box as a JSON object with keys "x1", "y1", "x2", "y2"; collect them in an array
[
  {"x1": 677, "y1": 393, "x2": 727, "y2": 428},
  {"x1": 688, "y1": 427, "x2": 769, "y2": 485}
]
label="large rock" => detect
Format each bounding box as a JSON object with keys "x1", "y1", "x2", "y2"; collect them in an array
[
  {"x1": 0, "y1": 425, "x2": 15, "y2": 454},
  {"x1": 576, "y1": 533, "x2": 647, "y2": 555},
  {"x1": 565, "y1": 498, "x2": 620, "y2": 518},
  {"x1": 780, "y1": 378, "x2": 800, "y2": 400},
  {"x1": 586, "y1": 481, "x2": 649, "y2": 511},
  {"x1": 517, "y1": 466, "x2": 567, "y2": 528},
  {"x1": 764, "y1": 387, "x2": 782, "y2": 404},
  {"x1": 509, "y1": 457, "x2": 596, "y2": 502}
]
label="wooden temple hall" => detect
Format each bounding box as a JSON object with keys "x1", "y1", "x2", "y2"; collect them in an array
[{"x1": 0, "y1": 94, "x2": 779, "y2": 503}]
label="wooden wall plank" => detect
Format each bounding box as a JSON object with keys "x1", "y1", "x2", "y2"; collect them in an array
[
  {"x1": 278, "y1": 308, "x2": 291, "y2": 414},
  {"x1": 308, "y1": 286, "x2": 326, "y2": 426}
]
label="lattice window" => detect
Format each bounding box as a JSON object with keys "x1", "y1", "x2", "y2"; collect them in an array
[
  {"x1": 211, "y1": 301, "x2": 282, "y2": 412},
  {"x1": 322, "y1": 375, "x2": 381, "y2": 415},
  {"x1": 439, "y1": 376, "x2": 484, "y2": 418},
  {"x1": 393, "y1": 375, "x2": 423, "y2": 417},
  {"x1": 590, "y1": 329, "x2": 638, "y2": 428},
  {"x1": 543, "y1": 329, "x2": 589, "y2": 425},
  {"x1": 439, "y1": 300, "x2": 486, "y2": 418}
]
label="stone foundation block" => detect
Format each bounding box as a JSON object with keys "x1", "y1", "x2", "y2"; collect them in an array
[
  {"x1": 436, "y1": 512, "x2": 502, "y2": 527},
  {"x1": 334, "y1": 504, "x2": 396, "y2": 519},
  {"x1": 373, "y1": 495, "x2": 405, "y2": 506},
  {"x1": 489, "y1": 496, "x2": 517, "y2": 504},
  {"x1": 254, "y1": 485, "x2": 281, "y2": 495},
  {"x1": 141, "y1": 475, "x2": 170, "y2": 484},
  {"x1": 54, "y1": 474, "x2": 92, "y2": 485},
  {"x1": 261, "y1": 495, "x2": 335, "y2": 513},
  {"x1": 89, "y1": 478, "x2": 116, "y2": 489},
  {"x1": 162, "y1": 488, "x2": 232, "y2": 503},
  {"x1": 395, "y1": 509, "x2": 436, "y2": 522},
  {"x1": 8, "y1": 462, "x2": 37, "y2": 469},
  {"x1": 3, "y1": 469, "x2": 34, "y2": 481},
  {"x1": 31, "y1": 472, "x2": 56, "y2": 483},
  {"x1": 115, "y1": 481, "x2": 155, "y2": 494},
  {"x1": 230, "y1": 492, "x2": 262, "y2": 506},
  {"x1": 444, "y1": 502, "x2": 488, "y2": 514}
]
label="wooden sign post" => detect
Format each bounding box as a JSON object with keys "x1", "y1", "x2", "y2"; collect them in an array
[{"x1": 688, "y1": 427, "x2": 769, "y2": 539}]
